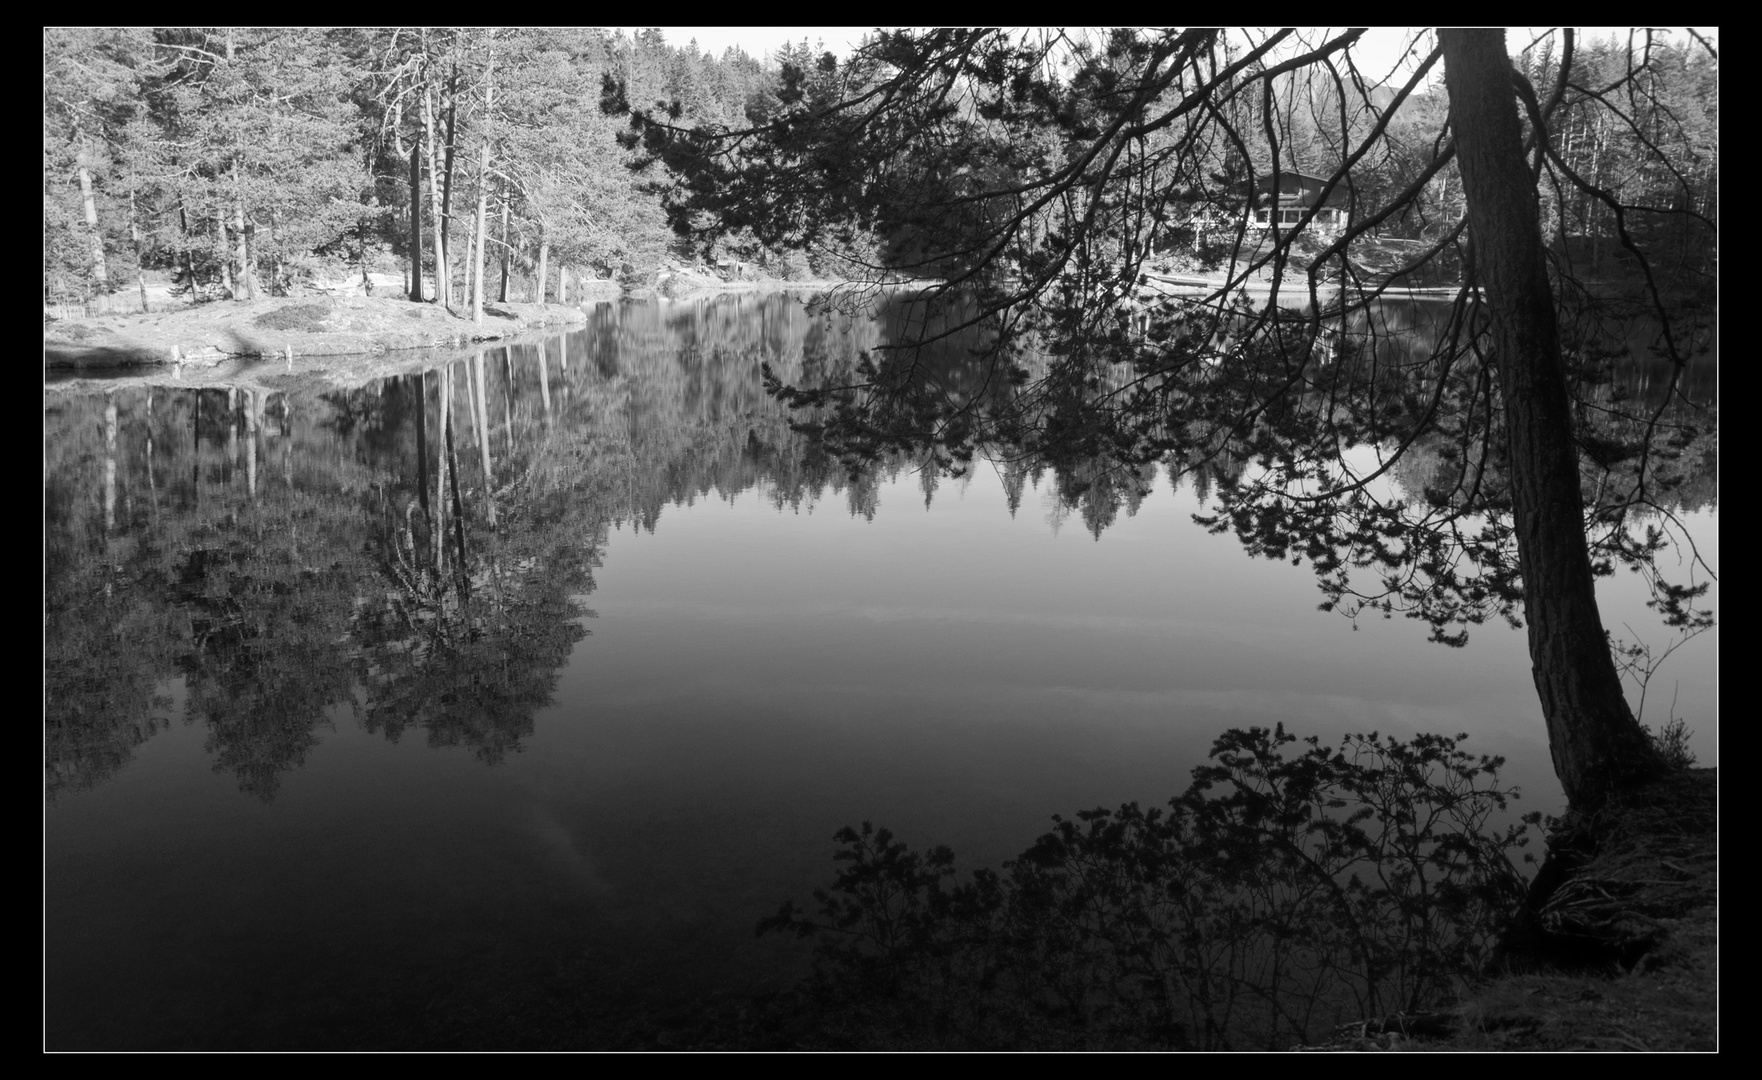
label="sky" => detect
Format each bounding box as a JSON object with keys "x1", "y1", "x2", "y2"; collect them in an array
[
  {"x1": 615, "y1": 26, "x2": 1716, "y2": 78},
  {"x1": 613, "y1": 27, "x2": 874, "y2": 61}
]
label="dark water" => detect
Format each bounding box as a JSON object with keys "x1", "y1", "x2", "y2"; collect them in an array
[{"x1": 43, "y1": 291, "x2": 1717, "y2": 1049}]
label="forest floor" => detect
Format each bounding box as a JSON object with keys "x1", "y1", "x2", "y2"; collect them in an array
[{"x1": 44, "y1": 292, "x2": 597, "y2": 370}]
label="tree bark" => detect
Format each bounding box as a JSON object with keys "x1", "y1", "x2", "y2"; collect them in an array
[
  {"x1": 498, "y1": 195, "x2": 511, "y2": 304},
  {"x1": 423, "y1": 84, "x2": 448, "y2": 308},
  {"x1": 441, "y1": 66, "x2": 459, "y2": 305},
  {"x1": 77, "y1": 154, "x2": 110, "y2": 294},
  {"x1": 268, "y1": 209, "x2": 282, "y2": 296},
  {"x1": 463, "y1": 223, "x2": 476, "y2": 317},
  {"x1": 233, "y1": 163, "x2": 256, "y2": 301},
  {"x1": 130, "y1": 187, "x2": 148, "y2": 312},
  {"x1": 178, "y1": 197, "x2": 199, "y2": 300},
  {"x1": 217, "y1": 206, "x2": 235, "y2": 300},
  {"x1": 408, "y1": 137, "x2": 424, "y2": 302},
  {"x1": 536, "y1": 228, "x2": 548, "y2": 304},
  {"x1": 1439, "y1": 29, "x2": 1664, "y2": 809},
  {"x1": 473, "y1": 52, "x2": 493, "y2": 325}
]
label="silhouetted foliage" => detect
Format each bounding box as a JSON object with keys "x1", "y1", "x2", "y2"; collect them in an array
[
  {"x1": 762, "y1": 725, "x2": 1533, "y2": 1049},
  {"x1": 614, "y1": 27, "x2": 1718, "y2": 809}
]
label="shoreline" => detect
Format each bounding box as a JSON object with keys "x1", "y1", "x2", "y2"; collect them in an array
[
  {"x1": 42, "y1": 277, "x2": 919, "y2": 373},
  {"x1": 44, "y1": 292, "x2": 603, "y2": 372}
]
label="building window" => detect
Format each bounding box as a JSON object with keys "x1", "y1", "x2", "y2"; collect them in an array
[
  {"x1": 1255, "y1": 209, "x2": 1269, "y2": 223},
  {"x1": 1281, "y1": 209, "x2": 1302, "y2": 224}
]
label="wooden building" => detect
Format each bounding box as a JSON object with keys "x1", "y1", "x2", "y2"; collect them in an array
[{"x1": 1249, "y1": 171, "x2": 1354, "y2": 236}]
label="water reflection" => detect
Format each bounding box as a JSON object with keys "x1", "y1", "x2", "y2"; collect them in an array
[
  {"x1": 45, "y1": 294, "x2": 885, "y2": 799},
  {"x1": 44, "y1": 289, "x2": 1716, "y2": 1049},
  {"x1": 44, "y1": 290, "x2": 1718, "y2": 803}
]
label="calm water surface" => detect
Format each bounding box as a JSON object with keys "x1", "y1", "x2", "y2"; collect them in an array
[{"x1": 44, "y1": 291, "x2": 1717, "y2": 1048}]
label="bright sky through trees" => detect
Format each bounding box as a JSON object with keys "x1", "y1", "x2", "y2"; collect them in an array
[
  {"x1": 616, "y1": 26, "x2": 1717, "y2": 91},
  {"x1": 613, "y1": 26, "x2": 872, "y2": 61}
]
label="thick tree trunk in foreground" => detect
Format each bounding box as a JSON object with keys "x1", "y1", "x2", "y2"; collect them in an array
[{"x1": 1440, "y1": 29, "x2": 1664, "y2": 809}]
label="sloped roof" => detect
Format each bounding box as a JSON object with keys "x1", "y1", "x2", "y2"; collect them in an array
[{"x1": 1253, "y1": 171, "x2": 1355, "y2": 209}]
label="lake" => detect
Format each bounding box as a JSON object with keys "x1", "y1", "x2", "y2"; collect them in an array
[{"x1": 43, "y1": 290, "x2": 1717, "y2": 1049}]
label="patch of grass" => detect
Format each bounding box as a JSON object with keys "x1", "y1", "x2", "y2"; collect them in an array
[{"x1": 253, "y1": 303, "x2": 332, "y2": 332}]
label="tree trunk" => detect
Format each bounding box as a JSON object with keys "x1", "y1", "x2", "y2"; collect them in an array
[
  {"x1": 463, "y1": 223, "x2": 476, "y2": 317},
  {"x1": 130, "y1": 187, "x2": 148, "y2": 312},
  {"x1": 77, "y1": 157, "x2": 110, "y2": 294},
  {"x1": 408, "y1": 137, "x2": 424, "y2": 302},
  {"x1": 217, "y1": 207, "x2": 235, "y2": 300},
  {"x1": 498, "y1": 195, "x2": 510, "y2": 304},
  {"x1": 233, "y1": 164, "x2": 256, "y2": 300},
  {"x1": 268, "y1": 209, "x2": 283, "y2": 296},
  {"x1": 1439, "y1": 29, "x2": 1664, "y2": 810},
  {"x1": 536, "y1": 228, "x2": 548, "y2": 304},
  {"x1": 473, "y1": 53, "x2": 493, "y2": 325},
  {"x1": 423, "y1": 84, "x2": 449, "y2": 308},
  {"x1": 441, "y1": 66, "x2": 459, "y2": 306},
  {"x1": 178, "y1": 197, "x2": 199, "y2": 301},
  {"x1": 473, "y1": 167, "x2": 489, "y2": 323}
]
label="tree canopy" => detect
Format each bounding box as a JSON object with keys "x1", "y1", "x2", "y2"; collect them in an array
[{"x1": 43, "y1": 28, "x2": 862, "y2": 308}]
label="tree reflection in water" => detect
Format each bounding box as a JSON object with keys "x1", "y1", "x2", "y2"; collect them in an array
[
  {"x1": 44, "y1": 289, "x2": 1714, "y2": 804},
  {"x1": 46, "y1": 293, "x2": 882, "y2": 797}
]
